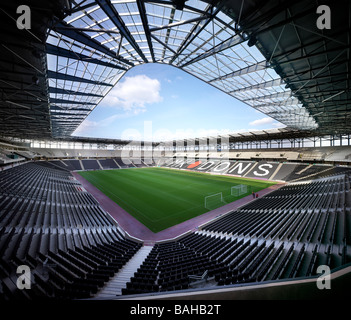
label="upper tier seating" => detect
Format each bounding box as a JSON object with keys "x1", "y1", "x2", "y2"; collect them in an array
[{"x1": 160, "y1": 159, "x2": 348, "y2": 182}]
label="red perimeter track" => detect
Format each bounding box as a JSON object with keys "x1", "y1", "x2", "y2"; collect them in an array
[{"x1": 72, "y1": 171, "x2": 284, "y2": 244}]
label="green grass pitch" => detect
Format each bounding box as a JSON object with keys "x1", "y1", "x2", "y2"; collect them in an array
[{"x1": 78, "y1": 167, "x2": 276, "y2": 233}]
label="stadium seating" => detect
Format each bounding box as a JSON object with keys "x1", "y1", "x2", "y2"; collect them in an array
[
  {"x1": 114, "y1": 158, "x2": 135, "y2": 168},
  {"x1": 81, "y1": 159, "x2": 100, "y2": 170},
  {"x1": 121, "y1": 172, "x2": 350, "y2": 295},
  {"x1": 160, "y1": 159, "x2": 347, "y2": 182},
  {"x1": 63, "y1": 160, "x2": 82, "y2": 171},
  {"x1": 197, "y1": 174, "x2": 350, "y2": 284},
  {"x1": 0, "y1": 162, "x2": 142, "y2": 299},
  {"x1": 99, "y1": 159, "x2": 119, "y2": 169},
  {"x1": 0, "y1": 149, "x2": 25, "y2": 165},
  {"x1": 1, "y1": 159, "x2": 350, "y2": 299},
  {"x1": 123, "y1": 239, "x2": 228, "y2": 295}
]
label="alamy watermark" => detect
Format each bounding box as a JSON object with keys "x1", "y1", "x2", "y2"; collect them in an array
[
  {"x1": 16, "y1": 5, "x2": 31, "y2": 30},
  {"x1": 316, "y1": 5, "x2": 331, "y2": 30},
  {"x1": 119, "y1": 121, "x2": 230, "y2": 165},
  {"x1": 16, "y1": 265, "x2": 31, "y2": 290},
  {"x1": 316, "y1": 265, "x2": 331, "y2": 290}
]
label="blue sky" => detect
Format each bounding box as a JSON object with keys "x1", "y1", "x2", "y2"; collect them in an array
[{"x1": 72, "y1": 63, "x2": 285, "y2": 141}]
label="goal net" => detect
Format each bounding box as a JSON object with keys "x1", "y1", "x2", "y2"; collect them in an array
[
  {"x1": 231, "y1": 184, "x2": 249, "y2": 197},
  {"x1": 204, "y1": 192, "x2": 225, "y2": 210}
]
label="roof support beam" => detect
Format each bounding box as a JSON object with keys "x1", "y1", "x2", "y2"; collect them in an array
[
  {"x1": 49, "y1": 87, "x2": 104, "y2": 97},
  {"x1": 255, "y1": 6, "x2": 317, "y2": 37},
  {"x1": 136, "y1": 0, "x2": 155, "y2": 63},
  {"x1": 229, "y1": 78, "x2": 284, "y2": 94},
  {"x1": 275, "y1": 45, "x2": 351, "y2": 67},
  {"x1": 286, "y1": 71, "x2": 350, "y2": 86},
  {"x1": 150, "y1": 34, "x2": 177, "y2": 55},
  {"x1": 70, "y1": 1, "x2": 101, "y2": 14},
  {"x1": 180, "y1": 34, "x2": 244, "y2": 68},
  {"x1": 241, "y1": 0, "x2": 308, "y2": 30},
  {"x1": 50, "y1": 105, "x2": 91, "y2": 112},
  {"x1": 270, "y1": 28, "x2": 349, "y2": 63},
  {"x1": 169, "y1": 4, "x2": 217, "y2": 64},
  {"x1": 49, "y1": 98, "x2": 96, "y2": 105},
  {"x1": 150, "y1": 16, "x2": 209, "y2": 32},
  {"x1": 46, "y1": 44, "x2": 128, "y2": 70},
  {"x1": 161, "y1": 7, "x2": 176, "y2": 61},
  {"x1": 51, "y1": 116, "x2": 86, "y2": 120},
  {"x1": 47, "y1": 70, "x2": 114, "y2": 86},
  {"x1": 245, "y1": 91, "x2": 293, "y2": 102},
  {"x1": 96, "y1": 0, "x2": 148, "y2": 63},
  {"x1": 209, "y1": 61, "x2": 267, "y2": 82},
  {"x1": 53, "y1": 21, "x2": 134, "y2": 67}
]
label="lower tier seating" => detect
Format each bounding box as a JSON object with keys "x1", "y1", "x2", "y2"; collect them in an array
[
  {"x1": 0, "y1": 163, "x2": 142, "y2": 300},
  {"x1": 1, "y1": 162, "x2": 350, "y2": 299}
]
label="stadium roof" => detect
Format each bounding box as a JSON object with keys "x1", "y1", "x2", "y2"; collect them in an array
[{"x1": 0, "y1": 0, "x2": 350, "y2": 141}]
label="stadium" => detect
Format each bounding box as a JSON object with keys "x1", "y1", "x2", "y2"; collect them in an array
[{"x1": 0, "y1": 0, "x2": 351, "y2": 302}]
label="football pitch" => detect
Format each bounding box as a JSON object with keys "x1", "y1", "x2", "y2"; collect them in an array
[{"x1": 78, "y1": 167, "x2": 276, "y2": 233}]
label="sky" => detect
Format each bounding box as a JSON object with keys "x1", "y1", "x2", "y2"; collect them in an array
[{"x1": 72, "y1": 63, "x2": 285, "y2": 141}]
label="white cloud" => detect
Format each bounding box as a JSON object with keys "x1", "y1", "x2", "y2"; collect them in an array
[
  {"x1": 72, "y1": 119, "x2": 97, "y2": 136},
  {"x1": 101, "y1": 74, "x2": 163, "y2": 113},
  {"x1": 72, "y1": 114, "x2": 130, "y2": 136},
  {"x1": 272, "y1": 122, "x2": 286, "y2": 128},
  {"x1": 249, "y1": 117, "x2": 274, "y2": 126}
]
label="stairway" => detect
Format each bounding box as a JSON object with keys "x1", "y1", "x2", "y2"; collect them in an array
[
  {"x1": 79, "y1": 159, "x2": 84, "y2": 170},
  {"x1": 292, "y1": 166, "x2": 333, "y2": 182},
  {"x1": 296, "y1": 164, "x2": 312, "y2": 175},
  {"x1": 97, "y1": 159, "x2": 104, "y2": 170},
  {"x1": 94, "y1": 245, "x2": 153, "y2": 298},
  {"x1": 113, "y1": 159, "x2": 121, "y2": 168},
  {"x1": 269, "y1": 163, "x2": 283, "y2": 180}
]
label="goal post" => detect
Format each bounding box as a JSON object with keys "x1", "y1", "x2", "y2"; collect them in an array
[
  {"x1": 231, "y1": 184, "x2": 250, "y2": 197},
  {"x1": 204, "y1": 192, "x2": 224, "y2": 210}
]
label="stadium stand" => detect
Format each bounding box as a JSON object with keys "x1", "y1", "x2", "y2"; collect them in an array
[
  {"x1": 0, "y1": 150, "x2": 25, "y2": 165},
  {"x1": 1, "y1": 0, "x2": 351, "y2": 301},
  {"x1": 114, "y1": 158, "x2": 134, "y2": 168},
  {"x1": 81, "y1": 160, "x2": 100, "y2": 171},
  {"x1": 0, "y1": 162, "x2": 143, "y2": 299},
  {"x1": 272, "y1": 163, "x2": 303, "y2": 181},
  {"x1": 143, "y1": 159, "x2": 155, "y2": 166},
  {"x1": 35, "y1": 158, "x2": 344, "y2": 297},
  {"x1": 244, "y1": 161, "x2": 280, "y2": 180},
  {"x1": 120, "y1": 174, "x2": 351, "y2": 295},
  {"x1": 64, "y1": 160, "x2": 82, "y2": 171},
  {"x1": 0, "y1": 159, "x2": 350, "y2": 299},
  {"x1": 99, "y1": 159, "x2": 120, "y2": 170},
  {"x1": 130, "y1": 159, "x2": 147, "y2": 168},
  {"x1": 159, "y1": 159, "x2": 349, "y2": 182},
  {"x1": 325, "y1": 148, "x2": 351, "y2": 163},
  {"x1": 47, "y1": 160, "x2": 71, "y2": 172},
  {"x1": 204, "y1": 176, "x2": 348, "y2": 243}
]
